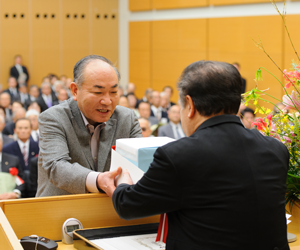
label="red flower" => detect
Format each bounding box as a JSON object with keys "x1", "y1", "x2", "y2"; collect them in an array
[{"x1": 9, "y1": 167, "x2": 18, "y2": 176}]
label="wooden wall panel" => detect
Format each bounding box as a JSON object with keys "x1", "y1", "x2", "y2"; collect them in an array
[
  {"x1": 152, "y1": 0, "x2": 207, "y2": 10},
  {"x1": 208, "y1": 16, "x2": 283, "y2": 111},
  {"x1": 91, "y1": 0, "x2": 118, "y2": 67},
  {"x1": 151, "y1": 19, "x2": 207, "y2": 103},
  {"x1": 129, "y1": 21, "x2": 152, "y2": 99},
  {"x1": 31, "y1": 0, "x2": 60, "y2": 86},
  {"x1": 129, "y1": 0, "x2": 152, "y2": 11},
  {"x1": 209, "y1": 0, "x2": 280, "y2": 6},
  {"x1": 61, "y1": 0, "x2": 90, "y2": 80},
  {"x1": 0, "y1": 0, "x2": 30, "y2": 89}
]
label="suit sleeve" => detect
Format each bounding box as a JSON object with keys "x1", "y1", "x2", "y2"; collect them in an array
[
  {"x1": 38, "y1": 111, "x2": 92, "y2": 194},
  {"x1": 14, "y1": 157, "x2": 25, "y2": 194},
  {"x1": 129, "y1": 110, "x2": 143, "y2": 138},
  {"x1": 112, "y1": 147, "x2": 182, "y2": 220}
]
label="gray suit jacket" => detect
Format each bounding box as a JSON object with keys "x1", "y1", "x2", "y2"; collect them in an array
[
  {"x1": 36, "y1": 98, "x2": 142, "y2": 197},
  {"x1": 158, "y1": 123, "x2": 175, "y2": 138}
]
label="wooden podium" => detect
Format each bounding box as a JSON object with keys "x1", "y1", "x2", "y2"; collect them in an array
[{"x1": 0, "y1": 193, "x2": 160, "y2": 249}]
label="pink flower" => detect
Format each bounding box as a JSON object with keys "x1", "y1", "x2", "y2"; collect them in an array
[
  {"x1": 267, "y1": 114, "x2": 273, "y2": 121},
  {"x1": 285, "y1": 82, "x2": 292, "y2": 89},
  {"x1": 282, "y1": 90, "x2": 300, "y2": 110},
  {"x1": 283, "y1": 136, "x2": 292, "y2": 143},
  {"x1": 294, "y1": 70, "x2": 300, "y2": 80}
]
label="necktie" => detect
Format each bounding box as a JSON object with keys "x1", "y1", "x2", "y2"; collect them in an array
[
  {"x1": 175, "y1": 125, "x2": 182, "y2": 139},
  {"x1": 22, "y1": 145, "x2": 28, "y2": 166},
  {"x1": 47, "y1": 97, "x2": 52, "y2": 108}
]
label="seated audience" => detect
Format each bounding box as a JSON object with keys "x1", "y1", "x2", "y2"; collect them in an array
[
  {"x1": 18, "y1": 84, "x2": 30, "y2": 105},
  {"x1": 36, "y1": 82, "x2": 59, "y2": 112},
  {"x1": 11, "y1": 101, "x2": 23, "y2": 113},
  {"x1": 0, "y1": 136, "x2": 24, "y2": 200},
  {"x1": 150, "y1": 90, "x2": 168, "y2": 124},
  {"x1": 0, "y1": 92, "x2": 12, "y2": 123},
  {"x1": 241, "y1": 107, "x2": 255, "y2": 129},
  {"x1": 158, "y1": 105, "x2": 185, "y2": 139},
  {"x1": 26, "y1": 110, "x2": 40, "y2": 142},
  {"x1": 118, "y1": 95, "x2": 129, "y2": 108},
  {"x1": 127, "y1": 93, "x2": 139, "y2": 116},
  {"x1": 53, "y1": 80, "x2": 64, "y2": 96},
  {"x1": 126, "y1": 82, "x2": 136, "y2": 95},
  {"x1": 138, "y1": 101, "x2": 159, "y2": 126},
  {"x1": 160, "y1": 91, "x2": 171, "y2": 112},
  {"x1": 3, "y1": 118, "x2": 39, "y2": 198},
  {"x1": 138, "y1": 117, "x2": 152, "y2": 137},
  {"x1": 3, "y1": 108, "x2": 26, "y2": 136},
  {"x1": 141, "y1": 88, "x2": 152, "y2": 103}
]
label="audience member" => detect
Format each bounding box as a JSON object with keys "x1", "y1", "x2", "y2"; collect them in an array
[
  {"x1": 26, "y1": 110, "x2": 40, "y2": 142},
  {"x1": 160, "y1": 91, "x2": 171, "y2": 112},
  {"x1": 158, "y1": 105, "x2": 185, "y2": 139},
  {"x1": 118, "y1": 86, "x2": 124, "y2": 97},
  {"x1": 127, "y1": 93, "x2": 139, "y2": 116},
  {"x1": 0, "y1": 136, "x2": 24, "y2": 200},
  {"x1": 27, "y1": 102, "x2": 41, "y2": 113},
  {"x1": 138, "y1": 101, "x2": 158, "y2": 126},
  {"x1": 150, "y1": 90, "x2": 168, "y2": 124},
  {"x1": 11, "y1": 101, "x2": 23, "y2": 113},
  {"x1": 241, "y1": 107, "x2": 255, "y2": 129},
  {"x1": 0, "y1": 92, "x2": 12, "y2": 122},
  {"x1": 3, "y1": 108, "x2": 26, "y2": 136},
  {"x1": 18, "y1": 84, "x2": 30, "y2": 105},
  {"x1": 163, "y1": 86, "x2": 176, "y2": 106},
  {"x1": 138, "y1": 117, "x2": 152, "y2": 137},
  {"x1": 53, "y1": 80, "x2": 64, "y2": 95},
  {"x1": 57, "y1": 88, "x2": 69, "y2": 103},
  {"x1": 118, "y1": 95, "x2": 129, "y2": 108},
  {"x1": 36, "y1": 82, "x2": 59, "y2": 112},
  {"x1": 3, "y1": 118, "x2": 39, "y2": 198},
  {"x1": 141, "y1": 88, "x2": 152, "y2": 103},
  {"x1": 274, "y1": 102, "x2": 289, "y2": 115},
  {"x1": 10, "y1": 55, "x2": 29, "y2": 86},
  {"x1": 0, "y1": 116, "x2": 14, "y2": 146},
  {"x1": 3, "y1": 77, "x2": 20, "y2": 103},
  {"x1": 28, "y1": 85, "x2": 40, "y2": 102},
  {"x1": 126, "y1": 82, "x2": 136, "y2": 95}
]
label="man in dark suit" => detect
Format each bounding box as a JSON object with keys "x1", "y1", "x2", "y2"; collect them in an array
[
  {"x1": 3, "y1": 118, "x2": 39, "y2": 198},
  {"x1": 36, "y1": 82, "x2": 59, "y2": 112},
  {"x1": 100, "y1": 61, "x2": 289, "y2": 250},
  {"x1": 0, "y1": 136, "x2": 24, "y2": 200},
  {"x1": 158, "y1": 105, "x2": 185, "y2": 139},
  {"x1": 3, "y1": 77, "x2": 20, "y2": 104},
  {"x1": 10, "y1": 55, "x2": 29, "y2": 86}
]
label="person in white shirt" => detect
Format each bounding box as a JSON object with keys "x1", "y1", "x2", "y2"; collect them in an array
[
  {"x1": 158, "y1": 105, "x2": 186, "y2": 139},
  {"x1": 150, "y1": 91, "x2": 168, "y2": 124}
]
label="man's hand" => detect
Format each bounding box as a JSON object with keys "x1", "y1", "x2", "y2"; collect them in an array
[
  {"x1": 118, "y1": 169, "x2": 133, "y2": 186},
  {"x1": 0, "y1": 192, "x2": 17, "y2": 200},
  {"x1": 97, "y1": 167, "x2": 122, "y2": 197}
]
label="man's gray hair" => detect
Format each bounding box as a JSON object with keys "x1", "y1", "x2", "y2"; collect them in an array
[
  {"x1": 26, "y1": 109, "x2": 40, "y2": 118},
  {"x1": 41, "y1": 82, "x2": 51, "y2": 88},
  {"x1": 73, "y1": 55, "x2": 120, "y2": 87}
]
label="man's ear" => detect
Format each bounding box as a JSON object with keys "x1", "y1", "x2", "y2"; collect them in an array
[
  {"x1": 70, "y1": 82, "x2": 78, "y2": 101},
  {"x1": 186, "y1": 95, "x2": 196, "y2": 118}
]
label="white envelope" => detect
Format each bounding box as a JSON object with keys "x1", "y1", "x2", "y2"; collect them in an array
[{"x1": 110, "y1": 149, "x2": 145, "y2": 185}]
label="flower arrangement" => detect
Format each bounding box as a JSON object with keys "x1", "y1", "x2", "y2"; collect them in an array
[{"x1": 244, "y1": 0, "x2": 300, "y2": 208}]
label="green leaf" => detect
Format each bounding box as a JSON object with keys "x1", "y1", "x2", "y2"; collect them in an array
[{"x1": 255, "y1": 68, "x2": 263, "y2": 81}]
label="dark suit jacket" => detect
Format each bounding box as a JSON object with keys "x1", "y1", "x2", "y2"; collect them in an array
[
  {"x1": 29, "y1": 156, "x2": 38, "y2": 197},
  {"x1": 113, "y1": 115, "x2": 289, "y2": 250},
  {"x1": 36, "y1": 94, "x2": 59, "y2": 113},
  {"x1": 10, "y1": 65, "x2": 29, "y2": 86},
  {"x1": 158, "y1": 123, "x2": 185, "y2": 139},
  {"x1": 150, "y1": 107, "x2": 168, "y2": 123},
  {"x1": 2, "y1": 122, "x2": 15, "y2": 136},
  {"x1": 2, "y1": 138, "x2": 39, "y2": 171},
  {"x1": 1, "y1": 152, "x2": 25, "y2": 195}
]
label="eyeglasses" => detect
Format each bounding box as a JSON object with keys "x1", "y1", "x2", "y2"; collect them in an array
[{"x1": 141, "y1": 127, "x2": 147, "y2": 132}]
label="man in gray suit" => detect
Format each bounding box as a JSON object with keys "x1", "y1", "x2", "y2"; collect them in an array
[
  {"x1": 158, "y1": 105, "x2": 185, "y2": 139},
  {"x1": 36, "y1": 55, "x2": 142, "y2": 197}
]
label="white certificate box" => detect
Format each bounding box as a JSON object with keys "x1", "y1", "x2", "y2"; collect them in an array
[{"x1": 110, "y1": 149, "x2": 145, "y2": 185}]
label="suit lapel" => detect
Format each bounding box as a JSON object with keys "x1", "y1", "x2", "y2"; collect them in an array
[
  {"x1": 97, "y1": 118, "x2": 117, "y2": 172},
  {"x1": 69, "y1": 99, "x2": 95, "y2": 170}
]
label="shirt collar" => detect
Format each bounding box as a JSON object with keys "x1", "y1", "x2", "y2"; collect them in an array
[
  {"x1": 197, "y1": 114, "x2": 243, "y2": 132},
  {"x1": 80, "y1": 111, "x2": 106, "y2": 128},
  {"x1": 17, "y1": 139, "x2": 30, "y2": 149}
]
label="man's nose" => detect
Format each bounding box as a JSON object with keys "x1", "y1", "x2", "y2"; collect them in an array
[{"x1": 100, "y1": 93, "x2": 112, "y2": 105}]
